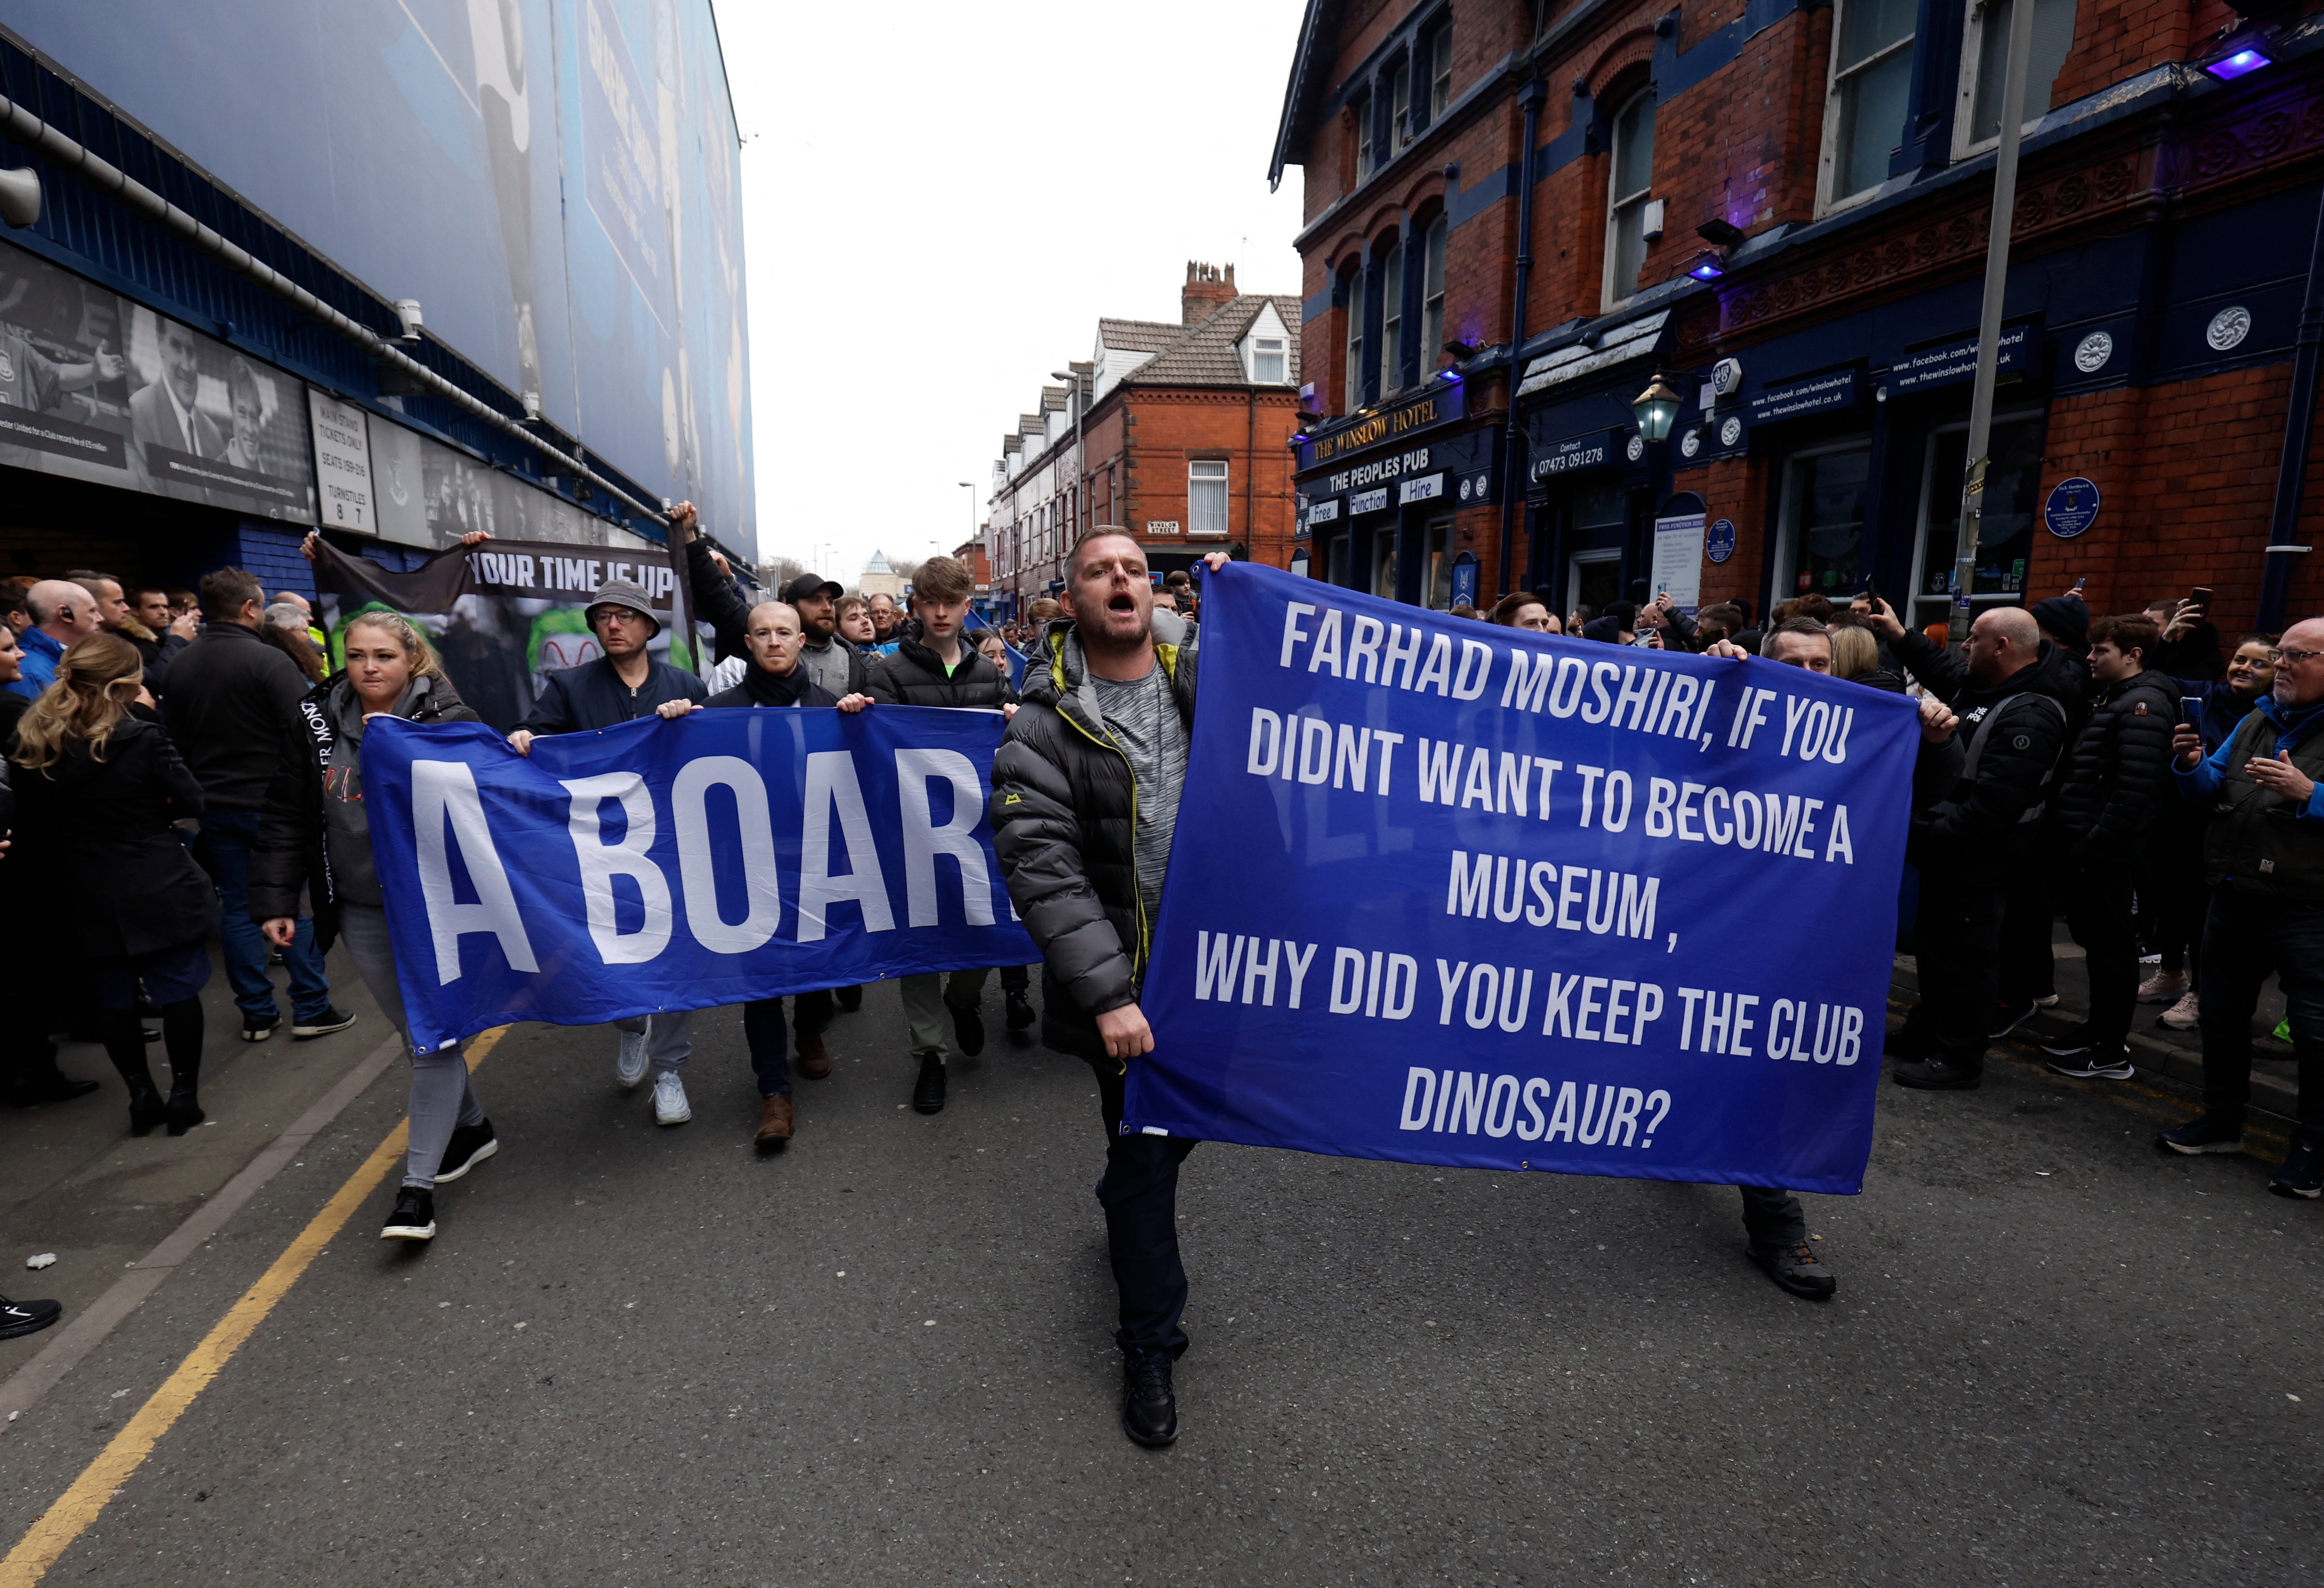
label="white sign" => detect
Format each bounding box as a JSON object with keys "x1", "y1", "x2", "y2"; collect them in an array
[
  {"x1": 1348, "y1": 487, "x2": 1390, "y2": 515},
  {"x1": 1651, "y1": 508, "x2": 1706, "y2": 612},
  {"x1": 307, "y1": 387, "x2": 376, "y2": 533},
  {"x1": 1146, "y1": 520, "x2": 1181, "y2": 535},
  {"x1": 1397, "y1": 473, "x2": 1444, "y2": 505}
]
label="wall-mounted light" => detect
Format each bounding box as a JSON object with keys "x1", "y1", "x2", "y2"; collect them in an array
[
  {"x1": 393, "y1": 299, "x2": 424, "y2": 343},
  {"x1": 1695, "y1": 217, "x2": 1745, "y2": 247},
  {"x1": 1632, "y1": 374, "x2": 1684, "y2": 443},
  {"x1": 0, "y1": 166, "x2": 43, "y2": 229},
  {"x1": 1444, "y1": 337, "x2": 1484, "y2": 360},
  {"x1": 1436, "y1": 367, "x2": 1464, "y2": 384},
  {"x1": 1687, "y1": 251, "x2": 1726, "y2": 281},
  {"x1": 2205, "y1": 45, "x2": 2272, "y2": 79}
]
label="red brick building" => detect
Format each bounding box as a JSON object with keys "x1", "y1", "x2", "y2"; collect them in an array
[
  {"x1": 987, "y1": 264, "x2": 1306, "y2": 616},
  {"x1": 1273, "y1": 0, "x2": 2324, "y2": 634}
]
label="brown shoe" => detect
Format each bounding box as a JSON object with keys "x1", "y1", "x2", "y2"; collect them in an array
[
  {"x1": 754, "y1": 1094, "x2": 794, "y2": 1145},
  {"x1": 794, "y1": 1027, "x2": 832, "y2": 1080}
]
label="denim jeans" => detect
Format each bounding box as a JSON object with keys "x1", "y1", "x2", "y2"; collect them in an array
[
  {"x1": 200, "y1": 808, "x2": 332, "y2": 1024},
  {"x1": 2196, "y1": 890, "x2": 2324, "y2": 1136},
  {"x1": 742, "y1": 989, "x2": 834, "y2": 1097}
]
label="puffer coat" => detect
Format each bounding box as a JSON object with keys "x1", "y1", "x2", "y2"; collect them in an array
[
  {"x1": 2050, "y1": 667, "x2": 2183, "y2": 855},
  {"x1": 990, "y1": 609, "x2": 1198, "y2": 1063}
]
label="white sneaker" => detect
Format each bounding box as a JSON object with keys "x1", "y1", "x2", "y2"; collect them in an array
[
  {"x1": 2138, "y1": 969, "x2": 2189, "y2": 1003},
  {"x1": 652, "y1": 1070, "x2": 691, "y2": 1126},
  {"x1": 615, "y1": 1028, "x2": 650, "y2": 1089},
  {"x1": 2159, "y1": 992, "x2": 2199, "y2": 1031}
]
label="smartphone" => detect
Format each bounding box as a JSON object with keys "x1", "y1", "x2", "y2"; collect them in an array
[
  {"x1": 2190, "y1": 586, "x2": 2214, "y2": 609},
  {"x1": 2182, "y1": 698, "x2": 2205, "y2": 732},
  {"x1": 2073, "y1": 577, "x2": 2086, "y2": 590},
  {"x1": 1861, "y1": 575, "x2": 1879, "y2": 605}
]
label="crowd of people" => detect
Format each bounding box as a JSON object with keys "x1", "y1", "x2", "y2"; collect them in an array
[{"x1": 0, "y1": 533, "x2": 2315, "y2": 1448}]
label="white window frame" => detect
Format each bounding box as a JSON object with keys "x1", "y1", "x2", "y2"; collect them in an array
[
  {"x1": 1188, "y1": 459, "x2": 1230, "y2": 539},
  {"x1": 1602, "y1": 89, "x2": 1657, "y2": 311},
  {"x1": 1904, "y1": 407, "x2": 2047, "y2": 624},
  {"x1": 1950, "y1": 0, "x2": 2076, "y2": 161},
  {"x1": 1566, "y1": 548, "x2": 1622, "y2": 622},
  {"x1": 1388, "y1": 56, "x2": 1413, "y2": 153},
  {"x1": 1353, "y1": 91, "x2": 1374, "y2": 183},
  {"x1": 1768, "y1": 435, "x2": 1875, "y2": 613},
  {"x1": 1429, "y1": 27, "x2": 1453, "y2": 121},
  {"x1": 1817, "y1": 0, "x2": 1917, "y2": 214},
  {"x1": 1382, "y1": 242, "x2": 1406, "y2": 393},
  {"x1": 1420, "y1": 217, "x2": 1447, "y2": 377},
  {"x1": 1249, "y1": 336, "x2": 1288, "y2": 385},
  {"x1": 1343, "y1": 268, "x2": 1366, "y2": 412}
]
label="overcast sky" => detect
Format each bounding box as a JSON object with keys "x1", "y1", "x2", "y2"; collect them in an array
[{"x1": 711, "y1": 0, "x2": 1310, "y2": 580}]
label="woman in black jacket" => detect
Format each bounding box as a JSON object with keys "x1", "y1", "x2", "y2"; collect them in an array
[
  {"x1": 9, "y1": 634, "x2": 217, "y2": 1135},
  {"x1": 252, "y1": 612, "x2": 493, "y2": 1244}
]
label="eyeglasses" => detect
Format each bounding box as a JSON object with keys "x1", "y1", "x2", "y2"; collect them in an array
[{"x1": 2278, "y1": 649, "x2": 2323, "y2": 667}]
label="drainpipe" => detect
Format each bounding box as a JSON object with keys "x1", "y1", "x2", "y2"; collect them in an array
[
  {"x1": 2259, "y1": 186, "x2": 2324, "y2": 632},
  {"x1": 1498, "y1": 77, "x2": 1548, "y2": 603}
]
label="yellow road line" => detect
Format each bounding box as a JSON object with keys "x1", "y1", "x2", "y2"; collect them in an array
[{"x1": 0, "y1": 1028, "x2": 507, "y2": 1586}]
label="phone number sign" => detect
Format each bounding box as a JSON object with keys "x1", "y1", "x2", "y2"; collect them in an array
[{"x1": 2044, "y1": 477, "x2": 2100, "y2": 538}]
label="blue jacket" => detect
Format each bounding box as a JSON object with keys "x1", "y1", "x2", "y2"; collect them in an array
[
  {"x1": 518, "y1": 654, "x2": 706, "y2": 735},
  {"x1": 6, "y1": 626, "x2": 62, "y2": 701},
  {"x1": 2175, "y1": 693, "x2": 2324, "y2": 823}
]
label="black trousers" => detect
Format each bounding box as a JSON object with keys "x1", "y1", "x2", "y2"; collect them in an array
[
  {"x1": 2195, "y1": 891, "x2": 2324, "y2": 1137},
  {"x1": 1093, "y1": 1058, "x2": 1200, "y2": 1359},
  {"x1": 742, "y1": 988, "x2": 834, "y2": 1097},
  {"x1": 1737, "y1": 1184, "x2": 1806, "y2": 1246},
  {"x1": 1899, "y1": 865, "x2": 2010, "y2": 1070},
  {"x1": 2058, "y1": 855, "x2": 2139, "y2": 1048},
  {"x1": 1996, "y1": 865, "x2": 2055, "y2": 1007},
  {"x1": 1001, "y1": 964, "x2": 1029, "y2": 993}
]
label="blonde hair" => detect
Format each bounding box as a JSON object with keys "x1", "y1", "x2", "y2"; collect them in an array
[
  {"x1": 341, "y1": 609, "x2": 444, "y2": 681},
  {"x1": 11, "y1": 633, "x2": 144, "y2": 772},
  {"x1": 1828, "y1": 624, "x2": 1880, "y2": 681}
]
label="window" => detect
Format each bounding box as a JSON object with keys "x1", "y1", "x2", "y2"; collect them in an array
[
  {"x1": 1602, "y1": 90, "x2": 1657, "y2": 307},
  {"x1": 1957, "y1": 0, "x2": 2078, "y2": 153},
  {"x1": 1429, "y1": 27, "x2": 1453, "y2": 120},
  {"x1": 1388, "y1": 57, "x2": 1413, "y2": 153},
  {"x1": 1189, "y1": 460, "x2": 1230, "y2": 539},
  {"x1": 1823, "y1": 0, "x2": 1917, "y2": 206},
  {"x1": 1250, "y1": 336, "x2": 1288, "y2": 384},
  {"x1": 1908, "y1": 415, "x2": 2046, "y2": 623},
  {"x1": 1371, "y1": 530, "x2": 1400, "y2": 599},
  {"x1": 1343, "y1": 268, "x2": 1366, "y2": 411},
  {"x1": 1423, "y1": 519, "x2": 1454, "y2": 609},
  {"x1": 1419, "y1": 217, "x2": 1447, "y2": 376},
  {"x1": 1382, "y1": 242, "x2": 1406, "y2": 393},
  {"x1": 1353, "y1": 92, "x2": 1374, "y2": 182},
  {"x1": 1777, "y1": 444, "x2": 1871, "y2": 601}
]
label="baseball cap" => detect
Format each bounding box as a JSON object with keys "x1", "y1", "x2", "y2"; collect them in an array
[{"x1": 781, "y1": 573, "x2": 845, "y2": 606}]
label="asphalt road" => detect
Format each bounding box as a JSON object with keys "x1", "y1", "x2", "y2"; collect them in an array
[{"x1": 1, "y1": 980, "x2": 2317, "y2": 1585}]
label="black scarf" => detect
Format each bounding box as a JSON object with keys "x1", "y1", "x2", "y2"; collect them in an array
[{"x1": 740, "y1": 662, "x2": 815, "y2": 707}]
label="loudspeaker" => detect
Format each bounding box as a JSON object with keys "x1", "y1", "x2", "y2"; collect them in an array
[{"x1": 0, "y1": 166, "x2": 41, "y2": 230}]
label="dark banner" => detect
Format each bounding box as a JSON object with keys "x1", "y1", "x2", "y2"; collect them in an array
[{"x1": 312, "y1": 536, "x2": 694, "y2": 732}]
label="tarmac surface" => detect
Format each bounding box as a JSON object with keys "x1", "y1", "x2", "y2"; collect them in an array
[{"x1": 0, "y1": 954, "x2": 2317, "y2": 1585}]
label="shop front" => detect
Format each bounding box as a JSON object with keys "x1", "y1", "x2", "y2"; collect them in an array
[{"x1": 1293, "y1": 380, "x2": 1498, "y2": 609}]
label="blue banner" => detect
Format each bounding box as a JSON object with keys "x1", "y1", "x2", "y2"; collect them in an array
[
  {"x1": 1131, "y1": 564, "x2": 1920, "y2": 1193},
  {"x1": 363, "y1": 705, "x2": 1035, "y2": 1053}
]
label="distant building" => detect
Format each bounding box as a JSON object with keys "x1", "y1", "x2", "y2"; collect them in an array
[
  {"x1": 954, "y1": 534, "x2": 993, "y2": 612},
  {"x1": 857, "y1": 551, "x2": 906, "y2": 599},
  {"x1": 987, "y1": 262, "x2": 1306, "y2": 617}
]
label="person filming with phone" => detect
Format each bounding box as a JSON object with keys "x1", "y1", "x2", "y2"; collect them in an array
[{"x1": 2161, "y1": 617, "x2": 2324, "y2": 1198}]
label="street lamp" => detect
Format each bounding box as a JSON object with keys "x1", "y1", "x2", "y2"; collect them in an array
[{"x1": 1631, "y1": 375, "x2": 1684, "y2": 443}]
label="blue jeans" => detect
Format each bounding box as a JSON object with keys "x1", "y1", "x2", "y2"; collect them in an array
[{"x1": 200, "y1": 809, "x2": 332, "y2": 1024}]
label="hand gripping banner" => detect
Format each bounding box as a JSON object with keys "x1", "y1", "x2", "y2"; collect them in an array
[
  {"x1": 362, "y1": 706, "x2": 1035, "y2": 1053},
  {"x1": 1131, "y1": 564, "x2": 1920, "y2": 1194}
]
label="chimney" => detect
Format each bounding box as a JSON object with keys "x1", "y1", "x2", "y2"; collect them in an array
[{"x1": 1181, "y1": 260, "x2": 1238, "y2": 324}]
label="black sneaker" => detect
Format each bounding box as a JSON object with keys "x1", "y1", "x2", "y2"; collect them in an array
[
  {"x1": 911, "y1": 1054, "x2": 947, "y2": 1115},
  {"x1": 947, "y1": 998, "x2": 986, "y2": 1058},
  {"x1": 2157, "y1": 1114, "x2": 2244, "y2": 1155},
  {"x1": 1891, "y1": 1056, "x2": 1982, "y2": 1090},
  {"x1": 435, "y1": 1120, "x2": 499, "y2": 1184},
  {"x1": 1120, "y1": 1351, "x2": 1179, "y2": 1448},
  {"x1": 0, "y1": 1293, "x2": 62, "y2": 1341},
  {"x1": 2044, "y1": 1047, "x2": 2135, "y2": 1081},
  {"x1": 2038, "y1": 1027, "x2": 2098, "y2": 1058},
  {"x1": 2268, "y1": 1137, "x2": 2322, "y2": 1199},
  {"x1": 240, "y1": 1012, "x2": 280, "y2": 1043},
  {"x1": 292, "y1": 1006, "x2": 357, "y2": 1039},
  {"x1": 1988, "y1": 1002, "x2": 2037, "y2": 1041},
  {"x1": 1005, "y1": 990, "x2": 1036, "y2": 1032},
  {"x1": 1748, "y1": 1239, "x2": 1836, "y2": 1300},
  {"x1": 380, "y1": 1186, "x2": 436, "y2": 1241},
  {"x1": 834, "y1": 984, "x2": 863, "y2": 1012}
]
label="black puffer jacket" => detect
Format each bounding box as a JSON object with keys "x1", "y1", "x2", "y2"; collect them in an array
[
  {"x1": 2051, "y1": 667, "x2": 2182, "y2": 853},
  {"x1": 866, "y1": 637, "x2": 1010, "y2": 709},
  {"x1": 1894, "y1": 629, "x2": 2083, "y2": 870},
  {"x1": 990, "y1": 611, "x2": 1198, "y2": 1063},
  {"x1": 252, "y1": 672, "x2": 478, "y2": 953}
]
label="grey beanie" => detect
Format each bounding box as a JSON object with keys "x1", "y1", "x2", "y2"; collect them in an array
[{"x1": 585, "y1": 578, "x2": 661, "y2": 637}]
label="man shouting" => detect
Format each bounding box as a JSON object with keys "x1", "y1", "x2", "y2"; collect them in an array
[{"x1": 992, "y1": 531, "x2": 1226, "y2": 1449}]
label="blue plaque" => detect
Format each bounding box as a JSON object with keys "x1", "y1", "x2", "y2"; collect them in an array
[
  {"x1": 1449, "y1": 551, "x2": 1479, "y2": 609},
  {"x1": 1705, "y1": 518, "x2": 1737, "y2": 564},
  {"x1": 2043, "y1": 477, "x2": 2100, "y2": 539}
]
